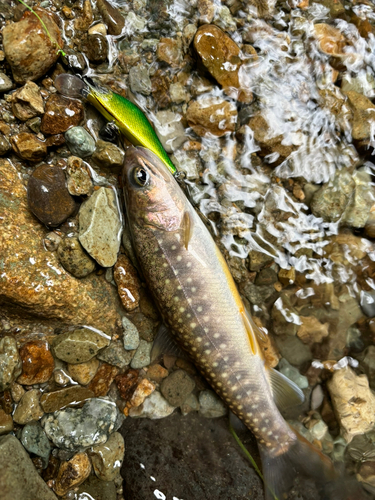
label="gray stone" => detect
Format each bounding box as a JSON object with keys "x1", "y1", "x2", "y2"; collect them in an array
[
  {"x1": 130, "y1": 339, "x2": 152, "y2": 369},
  {"x1": 341, "y1": 170, "x2": 374, "y2": 228},
  {"x1": 0, "y1": 435, "x2": 58, "y2": 500},
  {"x1": 122, "y1": 316, "x2": 140, "y2": 350},
  {"x1": 140, "y1": 38, "x2": 159, "y2": 51},
  {"x1": 129, "y1": 391, "x2": 175, "y2": 419},
  {"x1": 79, "y1": 187, "x2": 122, "y2": 267},
  {"x1": 13, "y1": 389, "x2": 44, "y2": 425},
  {"x1": 161, "y1": 369, "x2": 195, "y2": 407},
  {"x1": 76, "y1": 475, "x2": 117, "y2": 500},
  {"x1": 274, "y1": 335, "x2": 312, "y2": 367},
  {"x1": 52, "y1": 326, "x2": 111, "y2": 364},
  {"x1": 155, "y1": 110, "x2": 187, "y2": 153},
  {"x1": 199, "y1": 390, "x2": 227, "y2": 418},
  {"x1": 21, "y1": 421, "x2": 51, "y2": 468},
  {"x1": 98, "y1": 340, "x2": 134, "y2": 368},
  {"x1": 0, "y1": 336, "x2": 22, "y2": 392},
  {"x1": 42, "y1": 398, "x2": 119, "y2": 451},
  {"x1": 242, "y1": 281, "x2": 277, "y2": 306},
  {"x1": 180, "y1": 392, "x2": 200, "y2": 415},
  {"x1": 278, "y1": 358, "x2": 309, "y2": 389},
  {"x1": 214, "y1": 5, "x2": 237, "y2": 32},
  {"x1": 65, "y1": 126, "x2": 96, "y2": 158},
  {"x1": 90, "y1": 432, "x2": 125, "y2": 481},
  {"x1": 311, "y1": 170, "x2": 355, "y2": 222},
  {"x1": 125, "y1": 11, "x2": 146, "y2": 34},
  {"x1": 0, "y1": 72, "x2": 13, "y2": 92},
  {"x1": 129, "y1": 64, "x2": 152, "y2": 95},
  {"x1": 57, "y1": 237, "x2": 96, "y2": 278}
]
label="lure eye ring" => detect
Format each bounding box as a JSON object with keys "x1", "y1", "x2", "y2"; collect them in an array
[{"x1": 132, "y1": 166, "x2": 149, "y2": 187}]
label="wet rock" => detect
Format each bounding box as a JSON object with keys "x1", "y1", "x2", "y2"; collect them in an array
[
  {"x1": 79, "y1": 187, "x2": 122, "y2": 267},
  {"x1": 161, "y1": 369, "x2": 195, "y2": 407},
  {"x1": 311, "y1": 169, "x2": 355, "y2": 222},
  {"x1": 346, "y1": 431, "x2": 375, "y2": 462},
  {"x1": 10, "y1": 382, "x2": 25, "y2": 403},
  {"x1": 129, "y1": 64, "x2": 152, "y2": 95},
  {"x1": 271, "y1": 294, "x2": 300, "y2": 336},
  {"x1": 13, "y1": 389, "x2": 44, "y2": 425},
  {"x1": 41, "y1": 94, "x2": 84, "y2": 135},
  {"x1": 181, "y1": 392, "x2": 200, "y2": 415},
  {"x1": 214, "y1": 4, "x2": 237, "y2": 32},
  {"x1": 154, "y1": 110, "x2": 187, "y2": 153},
  {"x1": 194, "y1": 25, "x2": 251, "y2": 102},
  {"x1": 40, "y1": 386, "x2": 94, "y2": 413},
  {"x1": 365, "y1": 212, "x2": 375, "y2": 239},
  {"x1": 3, "y1": 8, "x2": 63, "y2": 84},
  {"x1": 0, "y1": 134, "x2": 11, "y2": 156},
  {"x1": 57, "y1": 237, "x2": 96, "y2": 278},
  {"x1": 42, "y1": 398, "x2": 118, "y2": 451},
  {"x1": 157, "y1": 37, "x2": 183, "y2": 67},
  {"x1": 169, "y1": 82, "x2": 189, "y2": 103},
  {"x1": 21, "y1": 421, "x2": 51, "y2": 468},
  {"x1": 125, "y1": 11, "x2": 146, "y2": 34},
  {"x1": 0, "y1": 434, "x2": 58, "y2": 500},
  {"x1": 186, "y1": 97, "x2": 237, "y2": 137},
  {"x1": 129, "y1": 390, "x2": 175, "y2": 418},
  {"x1": 121, "y1": 412, "x2": 262, "y2": 500},
  {"x1": 76, "y1": 475, "x2": 117, "y2": 500},
  {"x1": 66, "y1": 156, "x2": 93, "y2": 196},
  {"x1": 199, "y1": 390, "x2": 227, "y2": 418},
  {"x1": 255, "y1": 268, "x2": 278, "y2": 286},
  {"x1": 345, "y1": 91, "x2": 375, "y2": 142},
  {"x1": 116, "y1": 369, "x2": 139, "y2": 401},
  {"x1": 17, "y1": 340, "x2": 54, "y2": 385},
  {"x1": 122, "y1": 316, "x2": 140, "y2": 350},
  {"x1": 172, "y1": 149, "x2": 201, "y2": 180},
  {"x1": 54, "y1": 452, "x2": 91, "y2": 497},
  {"x1": 130, "y1": 340, "x2": 152, "y2": 369},
  {"x1": 65, "y1": 126, "x2": 96, "y2": 158},
  {"x1": 146, "y1": 364, "x2": 169, "y2": 384},
  {"x1": 0, "y1": 336, "x2": 22, "y2": 392},
  {"x1": 128, "y1": 378, "x2": 156, "y2": 408},
  {"x1": 97, "y1": 0, "x2": 125, "y2": 35},
  {"x1": 327, "y1": 367, "x2": 375, "y2": 442},
  {"x1": 297, "y1": 316, "x2": 330, "y2": 345},
  {"x1": 242, "y1": 281, "x2": 277, "y2": 306},
  {"x1": 357, "y1": 461, "x2": 375, "y2": 493},
  {"x1": 90, "y1": 432, "x2": 125, "y2": 481},
  {"x1": 92, "y1": 140, "x2": 124, "y2": 169},
  {"x1": 341, "y1": 170, "x2": 374, "y2": 228},
  {"x1": 87, "y1": 362, "x2": 119, "y2": 397},
  {"x1": 274, "y1": 335, "x2": 312, "y2": 366},
  {"x1": 248, "y1": 249, "x2": 274, "y2": 272},
  {"x1": 131, "y1": 312, "x2": 158, "y2": 342},
  {"x1": 361, "y1": 346, "x2": 375, "y2": 390},
  {"x1": 278, "y1": 358, "x2": 308, "y2": 389},
  {"x1": 114, "y1": 254, "x2": 141, "y2": 311},
  {"x1": 278, "y1": 267, "x2": 296, "y2": 286},
  {"x1": 81, "y1": 34, "x2": 108, "y2": 63},
  {"x1": 52, "y1": 327, "x2": 110, "y2": 364},
  {"x1": 119, "y1": 48, "x2": 141, "y2": 72},
  {"x1": 341, "y1": 72, "x2": 375, "y2": 98},
  {"x1": 10, "y1": 82, "x2": 44, "y2": 121},
  {"x1": 11, "y1": 132, "x2": 47, "y2": 162},
  {"x1": 0, "y1": 72, "x2": 13, "y2": 92},
  {"x1": 74, "y1": 0, "x2": 93, "y2": 31},
  {"x1": 151, "y1": 69, "x2": 171, "y2": 108},
  {"x1": 88, "y1": 23, "x2": 107, "y2": 37},
  {"x1": 0, "y1": 408, "x2": 13, "y2": 434},
  {"x1": 67, "y1": 358, "x2": 99, "y2": 386},
  {"x1": 98, "y1": 340, "x2": 134, "y2": 368},
  {"x1": 27, "y1": 164, "x2": 76, "y2": 227}
]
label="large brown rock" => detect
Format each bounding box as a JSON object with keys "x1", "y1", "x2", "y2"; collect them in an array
[
  {"x1": 0, "y1": 159, "x2": 121, "y2": 335},
  {"x1": 3, "y1": 8, "x2": 64, "y2": 84}
]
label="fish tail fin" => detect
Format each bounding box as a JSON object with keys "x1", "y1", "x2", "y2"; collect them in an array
[{"x1": 259, "y1": 431, "x2": 365, "y2": 500}]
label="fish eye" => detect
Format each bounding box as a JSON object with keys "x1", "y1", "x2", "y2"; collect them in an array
[{"x1": 132, "y1": 167, "x2": 149, "y2": 187}]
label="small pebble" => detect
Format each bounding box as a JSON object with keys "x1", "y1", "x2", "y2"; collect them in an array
[
  {"x1": 44, "y1": 232, "x2": 62, "y2": 252},
  {"x1": 278, "y1": 358, "x2": 309, "y2": 390},
  {"x1": 67, "y1": 358, "x2": 99, "y2": 385},
  {"x1": 98, "y1": 341, "x2": 134, "y2": 369},
  {"x1": 0, "y1": 72, "x2": 13, "y2": 92},
  {"x1": 41, "y1": 94, "x2": 84, "y2": 135},
  {"x1": 122, "y1": 316, "x2": 140, "y2": 350},
  {"x1": 21, "y1": 421, "x2": 51, "y2": 467},
  {"x1": 40, "y1": 386, "x2": 94, "y2": 413},
  {"x1": 198, "y1": 390, "x2": 227, "y2": 418},
  {"x1": 90, "y1": 432, "x2": 125, "y2": 481},
  {"x1": 87, "y1": 362, "x2": 119, "y2": 397},
  {"x1": 11, "y1": 132, "x2": 47, "y2": 162},
  {"x1": 180, "y1": 393, "x2": 200, "y2": 416},
  {"x1": 17, "y1": 340, "x2": 54, "y2": 385},
  {"x1": 0, "y1": 337, "x2": 22, "y2": 392},
  {"x1": 0, "y1": 408, "x2": 13, "y2": 435},
  {"x1": 52, "y1": 327, "x2": 110, "y2": 364},
  {"x1": 92, "y1": 140, "x2": 125, "y2": 169},
  {"x1": 129, "y1": 378, "x2": 156, "y2": 408},
  {"x1": 13, "y1": 389, "x2": 44, "y2": 425},
  {"x1": 66, "y1": 156, "x2": 93, "y2": 196},
  {"x1": 114, "y1": 254, "x2": 141, "y2": 311},
  {"x1": 129, "y1": 391, "x2": 175, "y2": 419},
  {"x1": 54, "y1": 452, "x2": 92, "y2": 496},
  {"x1": 10, "y1": 81, "x2": 44, "y2": 121},
  {"x1": 57, "y1": 236, "x2": 96, "y2": 278},
  {"x1": 130, "y1": 340, "x2": 152, "y2": 369},
  {"x1": 160, "y1": 369, "x2": 195, "y2": 407},
  {"x1": 65, "y1": 126, "x2": 96, "y2": 158},
  {"x1": 115, "y1": 369, "x2": 139, "y2": 401},
  {"x1": 128, "y1": 64, "x2": 152, "y2": 95},
  {"x1": 97, "y1": 0, "x2": 125, "y2": 35}
]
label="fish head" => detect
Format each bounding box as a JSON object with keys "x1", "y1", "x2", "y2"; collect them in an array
[{"x1": 123, "y1": 147, "x2": 185, "y2": 232}]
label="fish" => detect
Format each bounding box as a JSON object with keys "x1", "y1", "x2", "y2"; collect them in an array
[
  {"x1": 54, "y1": 73, "x2": 176, "y2": 175},
  {"x1": 121, "y1": 146, "x2": 357, "y2": 500}
]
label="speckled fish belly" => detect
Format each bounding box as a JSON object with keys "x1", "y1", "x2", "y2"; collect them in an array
[{"x1": 122, "y1": 147, "x2": 341, "y2": 500}]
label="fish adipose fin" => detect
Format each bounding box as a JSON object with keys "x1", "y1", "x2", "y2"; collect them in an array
[
  {"x1": 267, "y1": 367, "x2": 304, "y2": 411},
  {"x1": 260, "y1": 431, "x2": 368, "y2": 500},
  {"x1": 151, "y1": 324, "x2": 189, "y2": 363}
]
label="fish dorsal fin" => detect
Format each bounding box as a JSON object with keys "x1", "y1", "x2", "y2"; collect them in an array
[
  {"x1": 151, "y1": 324, "x2": 189, "y2": 363},
  {"x1": 241, "y1": 309, "x2": 268, "y2": 357},
  {"x1": 267, "y1": 367, "x2": 304, "y2": 412},
  {"x1": 181, "y1": 211, "x2": 194, "y2": 250}
]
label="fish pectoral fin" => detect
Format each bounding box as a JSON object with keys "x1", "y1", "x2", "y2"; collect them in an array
[
  {"x1": 150, "y1": 324, "x2": 189, "y2": 363},
  {"x1": 180, "y1": 211, "x2": 194, "y2": 250},
  {"x1": 267, "y1": 367, "x2": 304, "y2": 411}
]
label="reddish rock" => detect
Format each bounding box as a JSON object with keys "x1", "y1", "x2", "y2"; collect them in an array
[
  {"x1": 157, "y1": 38, "x2": 183, "y2": 67},
  {"x1": 186, "y1": 97, "x2": 237, "y2": 137},
  {"x1": 41, "y1": 94, "x2": 84, "y2": 135},
  {"x1": 27, "y1": 164, "x2": 77, "y2": 227},
  {"x1": 113, "y1": 254, "x2": 141, "y2": 312},
  {"x1": 87, "y1": 363, "x2": 119, "y2": 397},
  {"x1": 10, "y1": 132, "x2": 47, "y2": 162},
  {"x1": 17, "y1": 340, "x2": 54, "y2": 385},
  {"x1": 3, "y1": 8, "x2": 64, "y2": 84},
  {"x1": 115, "y1": 369, "x2": 139, "y2": 401}
]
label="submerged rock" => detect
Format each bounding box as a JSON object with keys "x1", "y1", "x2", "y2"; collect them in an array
[
  {"x1": 113, "y1": 254, "x2": 141, "y2": 311},
  {"x1": 41, "y1": 94, "x2": 84, "y2": 135},
  {"x1": 0, "y1": 409, "x2": 13, "y2": 435},
  {"x1": 21, "y1": 421, "x2": 51, "y2": 468},
  {"x1": 92, "y1": 140, "x2": 125, "y2": 169},
  {"x1": 42, "y1": 398, "x2": 119, "y2": 451},
  {"x1": 65, "y1": 126, "x2": 96, "y2": 158},
  {"x1": 67, "y1": 358, "x2": 100, "y2": 386},
  {"x1": 40, "y1": 386, "x2": 94, "y2": 413},
  {"x1": 129, "y1": 390, "x2": 175, "y2": 418},
  {"x1": 52, "y1": 327, "x2": 110, "y2": 364},
  {"x1": 0, "y1": 72, "x2": 13, "y2": 92},
  {"x1": 278, "y1": 358, "x2": 309, "y2": 389},
  {"x1": 97, "y1": 0, "x2": 125, "y2": 35},
  {"x1": 98, "y1": 341, "x2": 134, "y2": 369},
  {"x1": 10, "y1": 82, "x2": 45, "y2": 121},
  {"x1": 186, "y1": 97, "x2": 237, "y2": 137},
  {"x1": 130, "y1": 340, "x2": 152, "y2": 369},
  {"x1": 129, "y1": 64, "x2": 152, "y2": 95},
  {"x1": 11, "y1": 132, "x2": 47, "y2": 162},
  {"x1": 0, "y1": 336, "x2": 22, "y2": 392},
  {"x1": 57, "y1": 236, "x2": 96, "y2": 278},
  {"x1": 27, "y1": 164, "x2": 77, "y2": 227},
  {"x1": 122, "y1": 316, "x2": 140, "y2": 351},
  {"x1": 154, "y1": 110, "x2": 187, "y2": 153},
  {"x1": 13, "y1": 389, "x2": 44, "y2": 425},
  {"x1": 3, "y1": 8, "x2": 63, "y2": 84},
  {"x1": 17, "y1": 340, "x2": 54, "y2": 385},
  {"x1": 341, "y1": 169, "x2": 374, "y2": 228},
  {"x1": 54, "y1": 452, "x2": 91, "y2": 497},
  {"x1": 90, "y1": 432, "x2": 125, "y2": 481},
  {"x1": 199, "y1": 390, "x2": 227, "y2": 418},
  {"x1": 77, "y1": 475, "x2": 117, "y2": 500},
  {"x1": 79, "y1": 187, "x2": 122, "y2": 267},
  {"x1": 161, "y1": 369, "x2": 195, "y2": 407},
  {"x1": 87, "y1": 362, "x2": 119, "y2": 397},
  {"x1": 0, "y1": 434, "x2": 58, "y2": 500},
  {"x1": 66, "y1": 156, "x2": 93, "y2": 196}
]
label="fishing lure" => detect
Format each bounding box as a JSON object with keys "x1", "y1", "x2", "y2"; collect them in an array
[{"x1": 55, "y1": 74, "x2": 177, "y2": 175}]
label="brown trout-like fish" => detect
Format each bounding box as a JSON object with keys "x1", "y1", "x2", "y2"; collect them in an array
[{"x1": 122, "y1": 147, "x2": 349, "y2": 500}]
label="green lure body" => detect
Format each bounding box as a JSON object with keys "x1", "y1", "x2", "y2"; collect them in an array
[{"x1": 86, "y1": 86, "x2": 177, "y2": 175}]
